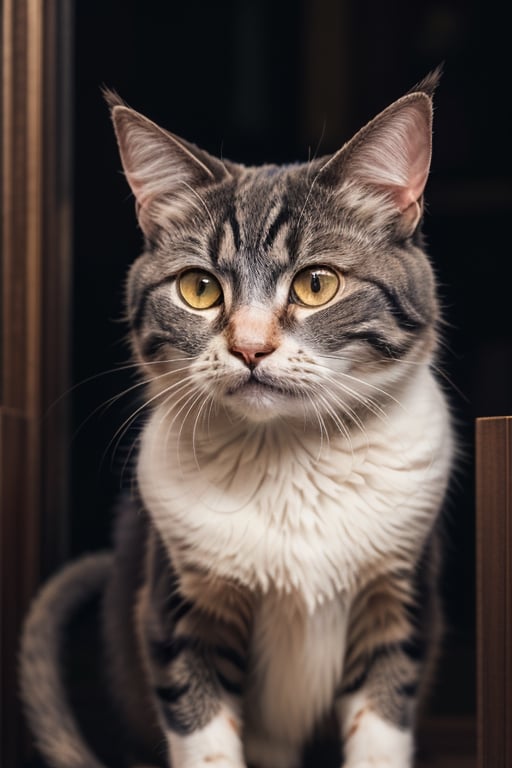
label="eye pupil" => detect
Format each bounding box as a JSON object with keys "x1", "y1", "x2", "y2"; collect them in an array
[
  {"x1": 178, "y1": 269, "x2": 222, "y2": 309},
  {"x1": 291, "y1": 266, "x2": 342, "y2": 307}
]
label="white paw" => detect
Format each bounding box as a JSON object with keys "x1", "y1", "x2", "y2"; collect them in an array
[
  {"x1": 168, "y1": 706, "x2": 246, "y2": 768},
  {"x1": 339, "y1": 693, "x2": 413, "y2": 768}
]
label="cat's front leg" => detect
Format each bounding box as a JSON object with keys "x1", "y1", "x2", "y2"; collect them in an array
[
  {"x1": 137, "y1": 532, "x2": 250, "y2": 768},
  {"x1": 139, "y1": 590, "x2": 247, "y2": 768},
  {"x1": 338, "y1": 689, "x2": 413, "y2": 767},
  {"x1": 336, "y1": 557, "x2": 441, "y2": 768}
]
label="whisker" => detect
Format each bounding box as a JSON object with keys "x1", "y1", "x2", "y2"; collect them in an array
[
  {"x1": 325, "y1": 374, "x2": 388, "y2": 423},
  {"x1": 312, "y1": 387, "x2": 355, "y2": 457},
  {"x1": 205, "y1": 392, "x2": 219, "y2": 438},
  {"x1": 71, "y1": 365, "x2": 196, "y2": 444},
  {"x1": 299, "y1": 360, "x2": 389, "y2": 422},
  {"x1": 191, "y1": 391, "x2": 214, "y2": 469},
  {"x1": 162, "y1": 384, "x2": 205, "y2": 466},
  {"x1": 177, "y1": 388, "x2": 208, "y2": 455},
  {"x1": 46, "y1": 361, "x2": 142, "y2": 418},
  {"x1": 316, "y1": 349, "x2": 466, "y2": 402},
  {"x1": 45, "y1": 355, "x2": 199, "y2": 417},
  {"x1": 315, "y1": 380, "x2": 369, "y2": 441},
  {"x1": 312, "y1": 371, "x2": 372, "y2": 433},
  {"x1": 315, "y1": 360, "x2": 403, "y2": 412},
  {"x1": 151, "y1": 386, "x2": 191, "y2": 468},
  {"x1": 303, "y1": 391, "x2": 329, "y2": 457},
  {"x1": 102, "y1": 373, "x2": 198, "y2": 473}
]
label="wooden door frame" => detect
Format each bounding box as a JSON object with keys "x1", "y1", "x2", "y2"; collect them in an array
[
  {"x1": 476, "y1": 416, "x2": 512, "y2": 768},
  {"x1": 1, "y1": 1, "x2": 73, "y2": 765}
]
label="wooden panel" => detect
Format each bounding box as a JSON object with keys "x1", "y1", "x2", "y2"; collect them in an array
[
  {"x1": 476, "y1": 416, "x2": 512, "y2": 768},
  {"x1": 1, "y1": 2, "x2": 43, "y2": 765},
  {"x1": 1, "y1": 1, "x2": 72, "y2": 765}
]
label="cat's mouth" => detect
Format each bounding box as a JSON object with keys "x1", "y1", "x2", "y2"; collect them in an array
[
  {"x1": 223, "y1": 372, "x2": 305, "y2": 421},
  {"x1": 226, "y1": 372, "x2": 292, "y2": 398}
]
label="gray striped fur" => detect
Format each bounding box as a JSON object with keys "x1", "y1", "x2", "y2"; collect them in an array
[{"x1": 20, "y1": 70, "x2": 452, "y2": 768}]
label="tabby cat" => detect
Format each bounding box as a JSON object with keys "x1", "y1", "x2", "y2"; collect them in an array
[{"x1": 20, "y1": 70, "x2": 453, "y2": 768}]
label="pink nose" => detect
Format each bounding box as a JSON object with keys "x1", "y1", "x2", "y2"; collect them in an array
[{"x1": 229, "y1": 343, "x2": 276, "y2": 368}]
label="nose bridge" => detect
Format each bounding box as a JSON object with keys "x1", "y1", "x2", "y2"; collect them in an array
[
  {"x1": 229, "y1": 305, "x2": 277, "y2": 345},
  {"x1": 227, "y1": 304, "x2": 280, "y2": 366}
]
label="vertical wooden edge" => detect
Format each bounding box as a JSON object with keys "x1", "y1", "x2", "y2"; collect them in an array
[
  {"x1": 1, "y1": 1, "x2": 73, "y2": 765},
  {"x1": 501, "y1": 415, "x2": 510, "y2": 768},
  {"x1": 2, "y1": 2, "x2": 43, "y2": 764},
  {"x1": 476, "y1": 416, "x2": 512, "y2": 768},
  {"x1": 26, "y1": 0, "x2": 43, "y2": 419},
  {"x1": 506, "y1": 419, "x2": 512, "y2": 768}
]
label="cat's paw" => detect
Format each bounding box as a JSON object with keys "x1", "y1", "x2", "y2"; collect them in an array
[
  {"x1": 340, "y1": 694, "x2": 413, "y2": 768},
  {"x1": 168, "y1": 706, "x2": 247, "y2": 768}
]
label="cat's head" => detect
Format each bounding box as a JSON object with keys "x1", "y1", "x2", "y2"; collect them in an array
[{"x1": 108, "y1": 72, "x2": 440, "y2": 427}]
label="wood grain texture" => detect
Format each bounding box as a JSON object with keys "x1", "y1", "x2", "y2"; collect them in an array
[
  {"x1": 1, "y1": 1, "x2": 72, "y2": 765},
  {"x1": 476, "y1": 416, "x2": 512, "y2": 768},
  {"x1": 1, "y1": 2, "x2": 43, "y2": 761}
]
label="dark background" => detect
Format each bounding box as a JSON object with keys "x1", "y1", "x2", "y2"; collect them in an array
[{"x1": 71, "y1": 0, "x2": 512, "y2": 721}]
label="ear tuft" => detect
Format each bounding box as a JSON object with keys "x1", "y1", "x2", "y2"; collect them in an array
[
  {"x1": 409, "y1": 64, "x2": 443, "y2": 98},
  {"x1": 102, "y1": 86, "x2": 126, "y2": 111}
]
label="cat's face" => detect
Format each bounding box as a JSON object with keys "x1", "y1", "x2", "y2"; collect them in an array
[{"x1": 109, "y1": 74, "x2": 439, "y2": 426}]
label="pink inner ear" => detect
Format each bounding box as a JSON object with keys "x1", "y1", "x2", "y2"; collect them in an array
[
  {"x1": 349, "y1": 100, "x2": 432, "y2": 212},
  {"x1": 391, "y1": 166, "x2": 430, "y2": 211},
  {"x1": 391, "y1": 130, "x2": 431, "y2": 210},
  {"x1": 113, "y1": 106, "x2": 220, "y2": 212}
]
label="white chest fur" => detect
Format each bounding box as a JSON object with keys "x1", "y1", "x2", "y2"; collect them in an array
[
  {"x1": 244, "y1": 591, "x2": 349, "y2": 753},
  {"x1": 137, "y1": 367, "x2": 452, "y2": 610}
]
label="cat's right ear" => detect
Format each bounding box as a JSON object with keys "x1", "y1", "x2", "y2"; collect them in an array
[
  {"x1": 315, "y1": 70, "x2": 440, "y2": 235},
  {"x1": 104, "y1": 90, "x2": 229, "y2": 234}
]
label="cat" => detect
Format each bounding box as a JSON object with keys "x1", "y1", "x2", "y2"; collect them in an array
[{"x1": 20, "y1": 68, "x2": 453, "y2": 768}]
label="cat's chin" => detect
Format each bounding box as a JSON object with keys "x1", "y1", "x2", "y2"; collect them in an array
[{"x1": 224, "y1": 380, "x2": 301, "y2": 422}]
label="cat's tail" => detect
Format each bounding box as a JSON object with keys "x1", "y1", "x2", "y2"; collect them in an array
[{"x1": 19, "y1": 552, "x2": 113, "y2": 768}]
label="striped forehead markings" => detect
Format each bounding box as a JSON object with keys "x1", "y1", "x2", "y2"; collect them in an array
[
  {"x1": 262, "y1": 201, "x2": 293, "y2": 254},
  {"x1": 207, "y1": 206, "x2": 239, "y2": 267},
  {"x1": 228, "y1": 206, "x2": 241, "y2": 251},
  {"x1": 212, "y1": 198, "x2": 295, "y2": 270}
]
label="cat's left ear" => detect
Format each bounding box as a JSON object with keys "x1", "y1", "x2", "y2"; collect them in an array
[
  {"x1": 320, "y1": 74, "x2": 438, "y2": 232},
  {"x1": 104, "y1": 89, "x2": 230, "y2": 235}
]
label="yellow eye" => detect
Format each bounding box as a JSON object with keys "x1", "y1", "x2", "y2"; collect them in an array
[
  {"x1": 291, "y1": 266, "x2": 341, "y2": 307},
  {"x1": 178, "y1": 269, "x2": 223, "y2": 310}
]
